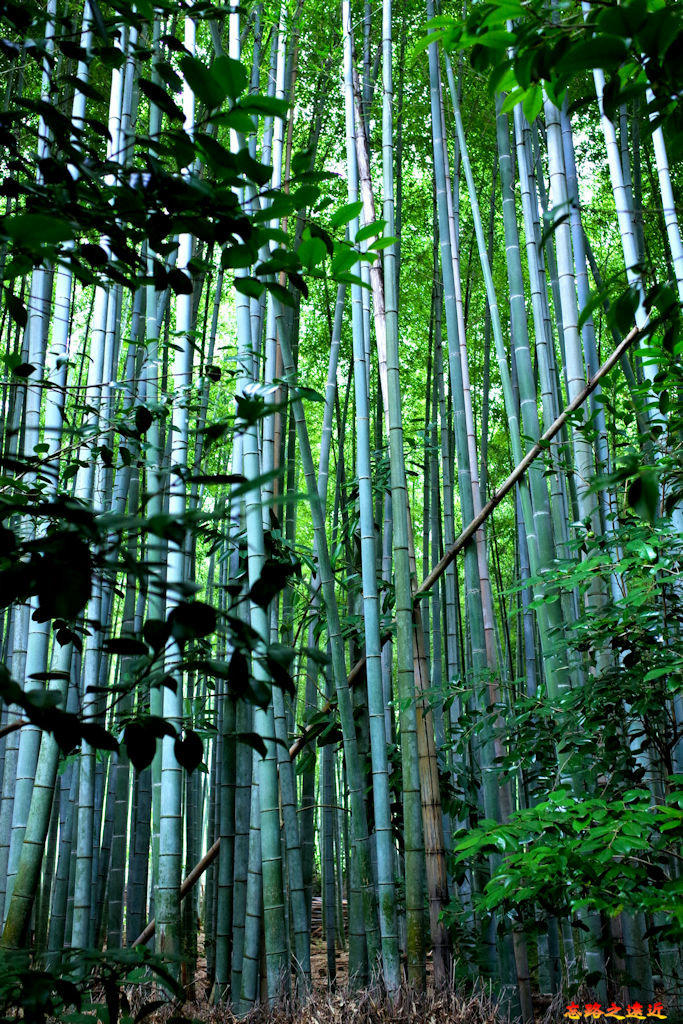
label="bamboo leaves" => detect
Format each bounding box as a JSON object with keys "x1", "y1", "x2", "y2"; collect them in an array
[
  {"x1": 179, "y1": 55, "x2": 247, "y2": 111},
  {"x1": 426, "y1": 0, "x2": 683, "y2": 141}
]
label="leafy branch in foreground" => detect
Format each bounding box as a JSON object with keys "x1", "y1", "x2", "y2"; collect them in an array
[
  {"x1": 0, "y1": 945, "x2": 188, "y2": 1024},
  {"x1": 420, "y1": 0, "x2": 683, "y2": 151},
  {"x1": 449, "y1": 785, "x2": 683, "y2": 943}
]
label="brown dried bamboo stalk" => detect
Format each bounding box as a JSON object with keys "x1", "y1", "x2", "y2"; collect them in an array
[
  {"x1": 132, "y1": 837, "x2": 221, "y2": 947},
  {"x1": 417, "y1": 322, "x2": 641, "y2": 598}
]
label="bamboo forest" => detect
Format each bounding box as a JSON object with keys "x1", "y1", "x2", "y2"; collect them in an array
[{"x1": 0, "y1": 0, "x2": 682, "y2": 1020}]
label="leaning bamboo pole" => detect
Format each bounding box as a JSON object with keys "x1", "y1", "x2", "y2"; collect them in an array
[{"x1": 419, "y1": 325, "x2": 642, "y2": 596}]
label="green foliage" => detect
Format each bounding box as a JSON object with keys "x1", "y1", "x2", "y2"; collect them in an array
[
  {"x1": 423, "y1": 0, "x2": 683, "y2": 153},
  {"x1": 446, "y1": 506, "x2": 683, "y2": 968},
  {"x1": 0, "y1": 0, "x2": 386, "y2": 770},
  {"x1": 1, "y1": 0, "x2": 682, "y2": 1002},
  {"x1": 449, "y1": 785, "x2": 683, "y2": 938},
  {"x1": 0, "y1": 478, "x2": 303, "y2": 756},
  {"x1": 580, "y1": 280, "x2": 681, "y2": 521},
  {"x1": 0, "y1": 0, "x2": 331, "y2": 294},
  {"x1": 0, "y1": 947, "x2": 187, "y2": 1024}
]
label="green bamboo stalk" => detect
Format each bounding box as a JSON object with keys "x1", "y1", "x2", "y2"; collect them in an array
[
  {"x1": 233, "y1": 162, "x2": 288, "y2": 999},
  {"x1": 275, "y1": 297, "x2": 381, "y2": 969},
  {"x1": 346, "y1": 16, "x2": 427, "y2": 982},
  {"x1": 239, "y1": 760, "x2": 263, "y2": 1013},
  {"x1": 426, "y1": 10, "x2": 495, "y2": 868},
  {"x1": 156, "y1": 13, "x2": 196, "y2": 965},
  {"x1": 46, "y1": 722, "x2": 78, "y2": 964},
  {"x1": 229, "y1": 699, "x2": 253, "y2": 1005},
  {"x1": 321, "y1": 674, "x2": 337, "y2": 989},
  {"x1": 213, "y1": 694, "x2": 236, "y2": 1001},
  {"x1": 1, "y1": 645, "x2": 71, "y2": 948},
  {"x1": 338, "y1": 7, "x2": 401, "y2": 989},
  {"x1": 272, "y1": 683, "x2": 311, "y2": 992}
]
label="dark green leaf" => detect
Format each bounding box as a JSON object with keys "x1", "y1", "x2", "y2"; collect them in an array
[
  {"x1": 124, "y1": 722, "x2": 157, "y2": 772},
  {"x1": 627, "y1": 470, "x2": 659, "y2": 523},
  {"x1": 134, "y1": 1000, "x2": 168, "y2": 1024},
  {"x1": 237, "y1": 731, "x2": 267, "y2": 757},
  {"x1": 249, "y1": 558, "x2": 300, "y2": 609},
  {"x1": 612, "y1": 285, "x2": 641, "y2": 335},
  {"x1": 143, "y1": 715, "x2": 177, "y2": 739},
  {"x1": 234, "y1": 275, "x2": 265, "y2": 299},
  {"x1": 298, "y1": 234, "x2": 327, "y2": 270},
  {"x1": 81, "y1": 722, "x2": 119, "y2": 751},
  {"x1": 238, "y1": 95, "x2": 289, "y2": 118},
  {"x1": 522, "y1": 83, "x2": 543, "y2": 123},
  {"x1": 13, "y1": 363, "x2": 37, "y2": 378},
  {"x1": 27, "y1": 673, "x2": 69, "y2": 686},
  {"x1": 2, "y1": 212, "x2": 73, "y2": 246},
  {"x1": 145, "y1": 514, "x2": 185, "y2": 545},
  {"x1": 174, "y1": 729, "x2": 203, "y2": 773},
  {"x1": 167, "y1": 268, "x2": 193, "y2": 294},
  {"x1": 187, "y1": 473, "x2": 246, "y2": 485},
  {"x1": 212, "y1": 55, "x2": 248, "y2": 100},
  {"x1": 266, "y1": 651, "x2": 296, "y2": 699},
  {"x1": 168, "y1": 600, "x2": 217, "y2": 646},
  {"x1": 221, "y1": 243, "x2": 256, "y2": 270},
  {"x1": 557, "y1": 36, "x2": 628, "y2": 77},
  {"x1": 265, "y1": 280, "x2": 297, "y2": 306},
  {"x1": 330, "y1": 201, "x2": 363, "y2": 229},
  {"x1": 180, "y1": 55, "x2": 225, "y2": 109},
  {"x1": 135, "y1": 405, "x2": 153, "y2": 437},
  {"x1": 355, "y1": 220, "x2": 386, "y2": 244},
  {"x1": 227, "y1": 649, "x2": 249, "y2": 699},
  {"x1": 143, "y1": 618, "x2": 171, "y2": 653},
  {"x1": 3, "y1": 290, "x2": 27, "y2": 328},
  {"x1": 331, "y1": 246, "x2": 358, "y2": 275}
]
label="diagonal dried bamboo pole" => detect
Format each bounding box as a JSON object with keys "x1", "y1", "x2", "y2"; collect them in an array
[{"x1": 417, "y1": 323, "x2": 640, "y2": 597}]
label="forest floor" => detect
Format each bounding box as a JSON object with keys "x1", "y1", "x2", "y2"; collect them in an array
[
  {"x1": 116, "y1": 900, "x2": 564, "y2": 1024},
  {"x1": 125, "y1": 930, "x2": 563, "y2": 1024}
]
